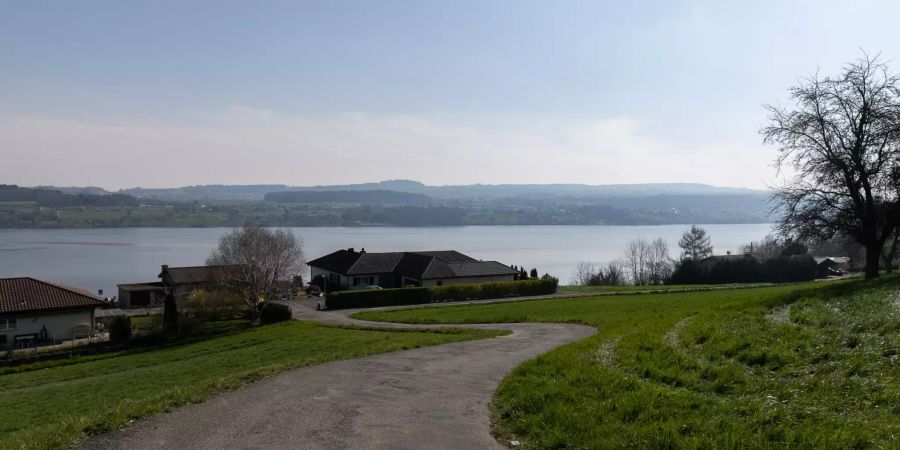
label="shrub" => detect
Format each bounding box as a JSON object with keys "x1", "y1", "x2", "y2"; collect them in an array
[
  {"x1": 761, "y1": 255, "x2": 817, "y2": 282},
  {"x1": 709, "y1": 258, "x2": 763, "y2": 283},
  {"x1": 670, "y1": 259, "x2": 704, "y2": 284},
  {"x1": 325, "y1": 279, "x2": 557, "y2": 309},
  {"x1": 326, "y1": 287, "x2": 430, "y2": 309},
  {"x1": 176, "y1": 316, "x2": 200, "y2": 335},
  {"x1": 184, "y1": 289, "x2": 246, "y2": 320},
  {"x1": 108, "y1": 316, "x2": 132, "y2": 344},
  {"x1": 670, "y1": 255, "x2": 817, "y2": 284},
  {"x1": 260, "y1": 303, "x2": 293, "y2": 324}
]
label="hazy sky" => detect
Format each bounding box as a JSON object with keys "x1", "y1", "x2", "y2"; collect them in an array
[{"x1": 2, "y1": 1, "x2": 899, "y2": 190}]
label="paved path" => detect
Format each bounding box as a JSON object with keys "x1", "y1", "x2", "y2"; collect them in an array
[{"x1": 77, "y1": 299, "x2": 595, "y2": 450}]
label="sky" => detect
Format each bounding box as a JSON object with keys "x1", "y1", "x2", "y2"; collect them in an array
[{"x1": 2, "y1": 1, "x2": 900, "y2": 191}]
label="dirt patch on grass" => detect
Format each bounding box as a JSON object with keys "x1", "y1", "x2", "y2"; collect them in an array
[
  {"x1": 766, "y1": 304, "x2": 793, "y2": 325},
  {"x1": 593, "y1": 336, "x2": 622, "y2": 367},
  {"x1": 664, "y1": 317, "x2": 693, "y2": 348}
]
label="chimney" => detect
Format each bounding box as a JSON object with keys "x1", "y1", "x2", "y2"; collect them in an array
[
  {"x1": 348, "y1": 247, "x2": 355, "y2": 253},
  {"x1": 98, "y1": 289, "x2": 104, "y2": 297},
  {"x1": 361, "y1": 247, "x2": 366, "y2": 253},
  {"x1": 161, "y1": 264, "x2": 169, "y2": 271}
]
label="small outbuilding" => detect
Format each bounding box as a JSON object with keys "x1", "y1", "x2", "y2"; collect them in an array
[
  {"x1": 0, "y1": 277, "x2": 105, "y2": 349},
  {"x1": 116, "y1": 282, "x2": 166, "y2": 308},
  {"x1": 814, "y1": 256, "x2": 850, "y2": 277}
]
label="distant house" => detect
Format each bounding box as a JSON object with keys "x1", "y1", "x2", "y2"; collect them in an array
[
  {"x1": 308, "y1": 248, "x2": 519, "y2": 289},
  {"x1": 116, "y1": 282, "x2": 166, "y2": 308},
  {"x1": 158, "y1": 264, "x2": 224, "y2": 299},
  {"x1": 0, "y1": 277, "x2": 105, "y2": 349},
  {"x1": 116, "y1": 264, "x2": 231, "y2": 308},
  {"x1": 814, "y1": 256, "x2": 850, "y2": 277}
]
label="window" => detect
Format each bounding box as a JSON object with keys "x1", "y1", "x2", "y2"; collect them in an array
[
  {"x1": 353, "y1": 276, "x2": 375, "y2": 286},
  {"x1": 0, "y1": 318, "x2": 15, "y2": 331}
]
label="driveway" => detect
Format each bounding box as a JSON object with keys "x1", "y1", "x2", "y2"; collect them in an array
[{"x1": 76, "y1": 300, "x2": 594, "y2": 450}]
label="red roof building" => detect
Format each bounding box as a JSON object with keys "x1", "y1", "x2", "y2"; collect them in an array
[{"x1": 0, "y1": 277, "x2": 105, "y2": 348}]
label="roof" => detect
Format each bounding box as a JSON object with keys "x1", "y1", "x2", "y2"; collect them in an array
[
  {"x1": 159, "y1": 265, "x2": 230, "y2": 285},
  {"x1": 814, "y1": 256, "x2": 850, "y2": 265},
  {"x1": 0, "y1": 277, "x2": 105, "y2": 314},
  {"x1": 306, "y1": 250, "x2": 363, "y2": 274},
  {"x1": 347, "y1": 252, "x2": 406, "y2": 275},
  {"x1": 117, "y1": 282, "x2": 166, "y2": 291},
  {"x1": 308, "y1": 249, "x2": 515, "y2": 279},
  {"x1": 423, "y1": 260, "x2": 520, "y2": 280}
]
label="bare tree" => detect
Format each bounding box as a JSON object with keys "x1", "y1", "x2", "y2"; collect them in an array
[
  {"x1": 571, "y1": 261, "x2": 597, "y2": 286},
  {"x1": 207, "y1": 225, "x2": 305, "y2": 318},
  {"x1": 592, "y1": 260, "x2": 627, "y2": 286},
  {"x1": 623, "y1": 239, "x2": 651, "y2": 285},
  {"x1": 647, "y1": 238, "x2": 673, "y2": 284},
  {"x1": 739, "y1": 235, "x2": 785, "y2": 261},
  {"x1": 678, "y1": 225, "x2": 713, "y2": 260},
  {"x1": 762, "y1": 53, "x2": 900, "y2": 279}
]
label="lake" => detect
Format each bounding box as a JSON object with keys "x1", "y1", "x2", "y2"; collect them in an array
[{"x1": 0, "y1": 224, "x2": 772, "y2": 296}]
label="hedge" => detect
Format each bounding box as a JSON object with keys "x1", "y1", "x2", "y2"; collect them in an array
[
  {"x1": 325, "y1": 278, "x2": 558, "y2": 309},
  {"x1": 671, "y1": 255, "x2": 817, "y2": 284},
  {"x1": 260, "y1": 302, "x2": 293, "y2": 324}
]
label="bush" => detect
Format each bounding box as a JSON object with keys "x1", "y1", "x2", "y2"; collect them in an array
[
  {"x1": 709, "y1": 258, "x2": 763, "y2": 283},
  {"x1": 260, "y1": 303, "x2": 293, "y2": 324},
  {"x1": 183, "y1": 289, "x2": 246, "y2": 320},
  {"x1": 325, "y1": 279, "x2": 558, "y2": 309},
  {"x1": 108, "y1": 316, "x2": 132, "y2": 344},
  {"x1": 670, "y1": 255, "x2": 817, "y2": 284},
  {"x1": 670, "y1": 259, "x2": 704, "y2": 284},
  {"x1": 761, "y1": 255, "x2": 817, "y2": 282},
  {"x1": 326, "y1": 287, "x2": 430, "y2": 309}
]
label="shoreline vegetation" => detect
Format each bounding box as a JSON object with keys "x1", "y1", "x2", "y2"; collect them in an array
[{"x1": 1, "y1": 182, "x2": 770, "y2": 228}]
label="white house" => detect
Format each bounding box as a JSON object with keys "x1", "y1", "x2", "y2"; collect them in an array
[{"x1": 0, "y1": 277, "x2": 105, "y2": 349}]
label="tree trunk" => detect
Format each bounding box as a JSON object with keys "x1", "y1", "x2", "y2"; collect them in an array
[
  {"x1": 163, "y1": 293, "x2": 178, "y2": 333},
  {"x1": 882, "y1": 231, "x2": 899, "y2": 274},
  {"x1": 865, "y1": 244, "x2": 882, "y2": 279}
]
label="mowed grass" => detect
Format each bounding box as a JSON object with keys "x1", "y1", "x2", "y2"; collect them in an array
[
  {"x1": 0, "y1": 321, "x2": 504, "y2": 449},
  {"x1": 354, "y1": 279, "x2": 900, "y2": 449},
  {"x1": 558, "y1": 283, "x2": 772, "y2": 295}
]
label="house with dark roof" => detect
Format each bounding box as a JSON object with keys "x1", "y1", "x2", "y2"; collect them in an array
[
  {"x1": 307, "y1": 248, "x2": 519, "y2": 289},
  {"x1": 158, "y1": 264, "x2": 225, "y2": 299},
  {"x1": 0, "y1": 277, "x2": 105, "y2": 348},
  {"x1": 813, "y1": 256, "x2": 850, "y2": 277},
  {"x1": 116, "y1": 264, "x2": 232, "y2": 308}
]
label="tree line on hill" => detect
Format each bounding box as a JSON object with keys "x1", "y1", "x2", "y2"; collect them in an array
[
  {"x1": 0, "y1": 185, "x2": 137, "y2": 207},
  {"x1": 265, "y1": 189, "x2": 432, "y2": 206}
]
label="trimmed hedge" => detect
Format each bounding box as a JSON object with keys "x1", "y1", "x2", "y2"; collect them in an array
[
  {"x1": 325, "y1": 278, "x2": 558, "y2": 309},
  {"x1": 671, "y1": 255, "x2": 817, "y2": 284}
]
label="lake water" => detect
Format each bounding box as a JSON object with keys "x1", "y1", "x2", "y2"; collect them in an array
[{"x1": 0, "y1": 224, "x2": 772, "y2": 296}]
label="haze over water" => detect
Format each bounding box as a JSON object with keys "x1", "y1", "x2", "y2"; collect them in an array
[{"x1": 0, "y1": 224, "x2": 772, "y2": 296}]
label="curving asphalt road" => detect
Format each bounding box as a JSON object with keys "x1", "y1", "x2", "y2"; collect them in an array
[{"x1": 76, "y1": 299, "x2": 595, "y2": 450}]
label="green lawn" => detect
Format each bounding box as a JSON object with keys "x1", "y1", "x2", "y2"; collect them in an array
[
  {"x1": 354, "y1": 279, "x2": 900, "y2": 449},
  {"x1": 558, "y1": 283, "x2": 771, "y2": 294},
  {"x1": 0, "y1": 321, "x2": 504, "y2": 450}
]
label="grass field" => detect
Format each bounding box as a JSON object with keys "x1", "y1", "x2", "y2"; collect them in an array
[
  {"x1": 0, "y1": 321, "x2": 504, "y2": 450},
  {"x1": 558, "y1": 283, "x2": 771, "y2": 294},
  {"x1": 355, "y1": 278, "x2": 900, "y2": 449}
]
